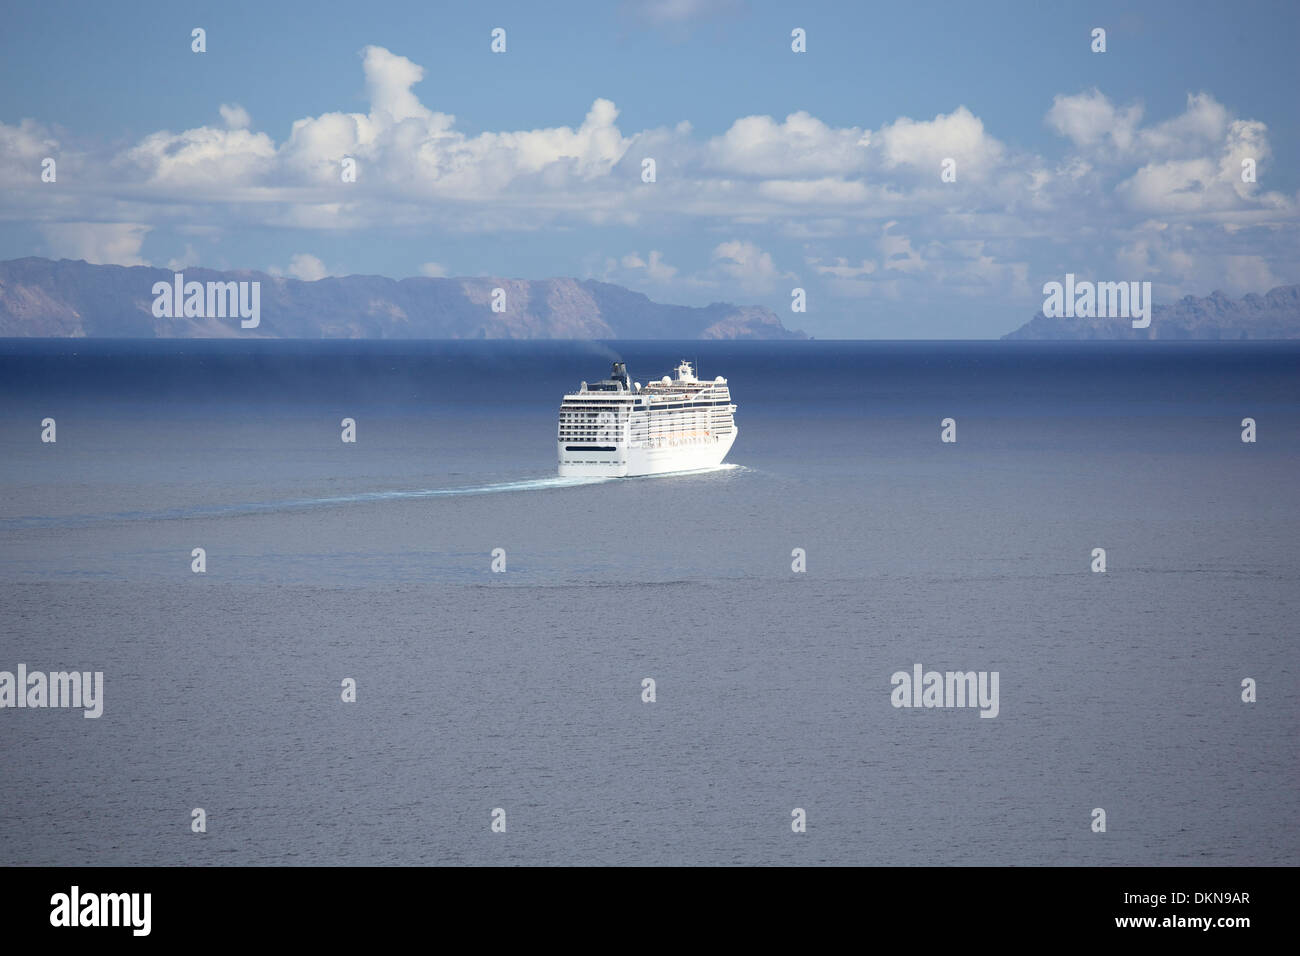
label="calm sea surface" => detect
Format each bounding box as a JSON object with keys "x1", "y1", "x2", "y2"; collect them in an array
[{"x1": 1, "y1": 339, "x2": 1297, "y2": 865}]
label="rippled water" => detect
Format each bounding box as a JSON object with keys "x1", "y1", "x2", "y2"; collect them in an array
[{"x1": 1, "y1": 340, "x2": 1296, "y2": 864}]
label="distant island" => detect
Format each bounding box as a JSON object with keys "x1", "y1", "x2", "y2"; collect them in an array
[
  {"x1": 6, "y1": 257, "x2": 1297, "y2": 341},
  {"x1": 0, "y1": 257, "x2": 805, "y2": 340},
  {"x1": 1004, "y1": 284, "x2": 1300, "y2": 340}
]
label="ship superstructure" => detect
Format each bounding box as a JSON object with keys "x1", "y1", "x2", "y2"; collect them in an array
[{"x1": 557, "y1": 360, "x2": 737, "y2": 477}]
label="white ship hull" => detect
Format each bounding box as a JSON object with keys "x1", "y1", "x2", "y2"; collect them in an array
[
  {"x1": 558, "y1": 428, "x2": 737, "y2": 478},
  {"x1": 557, "y1": 360, "x2": 738, "y2": 478}
]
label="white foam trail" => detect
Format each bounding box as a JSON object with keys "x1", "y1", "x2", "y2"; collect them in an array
[
  {"x1": 292, "y1": 475, "x2": 611, "y2": 506},
  {"x1": 2, "y1": 466, "x2": 744, "y2": 529},
  {"x1": 271, "y1": 465, "x2": 739, "y2": 508},
  {"x1": 621, "y1": 462, "x2": 742, "y2": 480}
]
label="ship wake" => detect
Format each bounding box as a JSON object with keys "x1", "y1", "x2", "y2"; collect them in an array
[
  {"x1": 2, "y1": 467, "x2": 744, "y2": 530},
  {"x1": 0, "y1": 475, "x2": 610, "y2": 529}
]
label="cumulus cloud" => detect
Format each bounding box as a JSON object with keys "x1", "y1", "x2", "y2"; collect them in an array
[
  {"x1": 279, "y1": 46, "x2": 627, "y2": 194},
  {"x1": 1111, "y1": 100, "x2": 1287, "y2": 216},
  {"x1": 269, "y1": 253, "x2": 330, "y2": 280},
  {"x1": 707, "y1": 112, "x2": 869, "y2": 177},
  {"x1": 285, "y1": 253, "x2": 329, "y2": 281},
  {"x1": 0, "y1": 118, "x2": 60, "y2": 181},
  {"x1": 166, "y1": 243, "x2": 199, "y2": 271},
  {"x1": 806, "y1": 223, "x2": 1032, "y2": 304},
  {"x1": 809, "y1": 256, "x2": 876, "y2": 279},
  {"x1": 876, "y1": 106, "x2": 1005, "y2": 180},
  {"x1": 363, "y1": 45, "x2": 431, "y2": 124},
  {"x1": 1049, "y1": 89, "x2": 1242, "y2": 166},
  {"x1": 419, "y1": 261, "x2": 449, "y2": 277},
  {"x1": 758, "y1": 177, "x2": 870, "y2": 205},
  {"x1": 1116, "y1": 222, "x2": 1284, "y2": 295},
  {"x1": 1140, "y1": 93, "x2": 1230, "y2": 157},
  {"x1": 1046, "y1": 88, "x2": 1143, "y2": 153},
  {"x1": 878, "y1": 222, "x2": 924, "y2": 273},
  {"x1": 711, "y1": 240, "x2": 791, "y2": 290},
  {"x1": 2, "y1": 45, "x2": 1295, "y2": 314},
  {"x1": 619, "y1": 250, "x2": 678, "y2": 282},
  {"x1": 39, "y1": 222, "x2": 151, "y2": 266},
  {"x1": 120, "y1": 125, "x2": 277, "y2": 188},
  {"x1": 14, "y1": 48, "x2": 1284, "y2": 238},
  {"x1": 219, "y1": 104, "x2": 252, "y2": 130}
]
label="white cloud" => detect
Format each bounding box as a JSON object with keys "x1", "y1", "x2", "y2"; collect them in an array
[
  {"x1": 806, "y1": 227, "x2": 1032, "y2": 305},
  {"x1": 1048, "y1": 89, "x2": 1270, "y2": 175},
  {"x1": 1116, "y1": 222, "x2": 1284, "y2": 294},
  {"x1": 1118, "y1": 158, "x2": 1221, "y2": 213},
  {"x1": 1035, "y1": 88, "x2": 1298, "y2": 266},
  {"x1": 39, "y1": 222, "x2": 151, "y2": 266},
  {"x1": 1221, "y1": 119, "x2": 1272, "y2": 200},
  {"x1": 0, "y1": 118, "x2": 60, "y2": 182},
  {"x1": 121, "y1": 125, "x2": 277, "y2": 188},
  {"x1": 1046, "y1": 88, "x2": 1143, "y2": 153},
  {"x1": 876, "y1": 106, "x2": 1006, "y2": 180},
  {"x1": 278, "y1": 47, "x2": 627, "y2": 195},
  {"x1": 1114, "y1": 108, "x2": 1288, "y2": 216},
  {"x1": 419, "y1": 261, "x2": 449, "y2": 277},
  {"x1": 363, "y1": 45, "x2": 432, "y2": 124},
  {"x1": 1221, "y1": 254, "x2": 1284, "y2": 292},
  {"x1": 711, "y1": 239, "x2": 789, "y2": 290},
  {"x1": 878, "y1": 222, "x2": 924, "y2": 273},
  {"x1": 644, "y1": 250, "x2": 677, "y2": 281},
  {"x1": 707, "y1": 111, "x2": 868, "y2": 177},
  {"x1": 809, "y1": 256, "x2": 876, "y2": 279},
  {"x1": 20, "y1": 50, "x2": 1282, "y2": 244},
  {"x1": 166, "y1": 243, "x2": 199, "y2": 271},
  {"x1": 758, "y1": 178, "x2": 869, "y2": 204},
  {"x1": 1139, "y1": 93, "x2": 1230, "y2": 157},
  {"x1": 285, "y1": 253, "x2": 329, "y2": 281},
  {"x1": 619, "y1": 250, "x2": 678, "y2": 282},
  {"x1": 474, "y1": 97, "x2": 628, "y2": 181},
  {"x1": 1, "y1": 47, "x2": 1295, "y2": 316},
  {"x1": 219, "y1": 104, "x2": 252, "y2": 130}
]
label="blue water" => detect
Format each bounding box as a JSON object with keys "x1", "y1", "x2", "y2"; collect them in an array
[{"x1": 0, "y1": 339, "x2": 1297, "y2": 865}]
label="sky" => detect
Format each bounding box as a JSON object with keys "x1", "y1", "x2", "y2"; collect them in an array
[{"x1": 1, "y1": 0, "x2": 1297, "y2": 338}]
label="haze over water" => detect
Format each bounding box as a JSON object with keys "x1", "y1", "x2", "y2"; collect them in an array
[{"x1": 1, "y1": 339, "x2": 1296, "y2": 865}]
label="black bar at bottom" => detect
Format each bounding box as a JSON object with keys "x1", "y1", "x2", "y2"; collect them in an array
[{"x1": 0, "y1": 865, "x2": 1280, "y2": 942}]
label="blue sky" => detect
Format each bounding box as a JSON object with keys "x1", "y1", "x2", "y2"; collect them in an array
[{"x1": 2, "y1": 0, "x2": 1297, "y2": 337}]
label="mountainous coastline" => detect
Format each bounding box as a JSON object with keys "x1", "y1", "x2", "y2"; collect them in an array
[
  {"x1": 1003, "y1": 284, "x2": 1300, "y2": 340},
  {"x1": 0, "y1": 258, "x2": 806, "y2": 340},
  {"x1": 7, "y1": 258, "x2": 1297, "y2": 341}
]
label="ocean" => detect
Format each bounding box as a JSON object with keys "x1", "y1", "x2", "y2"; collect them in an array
[{"x1": 0, "y1": 339, "x2": 1296, "y2": 865}]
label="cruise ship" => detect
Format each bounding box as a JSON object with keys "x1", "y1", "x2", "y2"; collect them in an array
[{"x1": 557, "y1": 360, "x2": 737, "y2": 477}]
